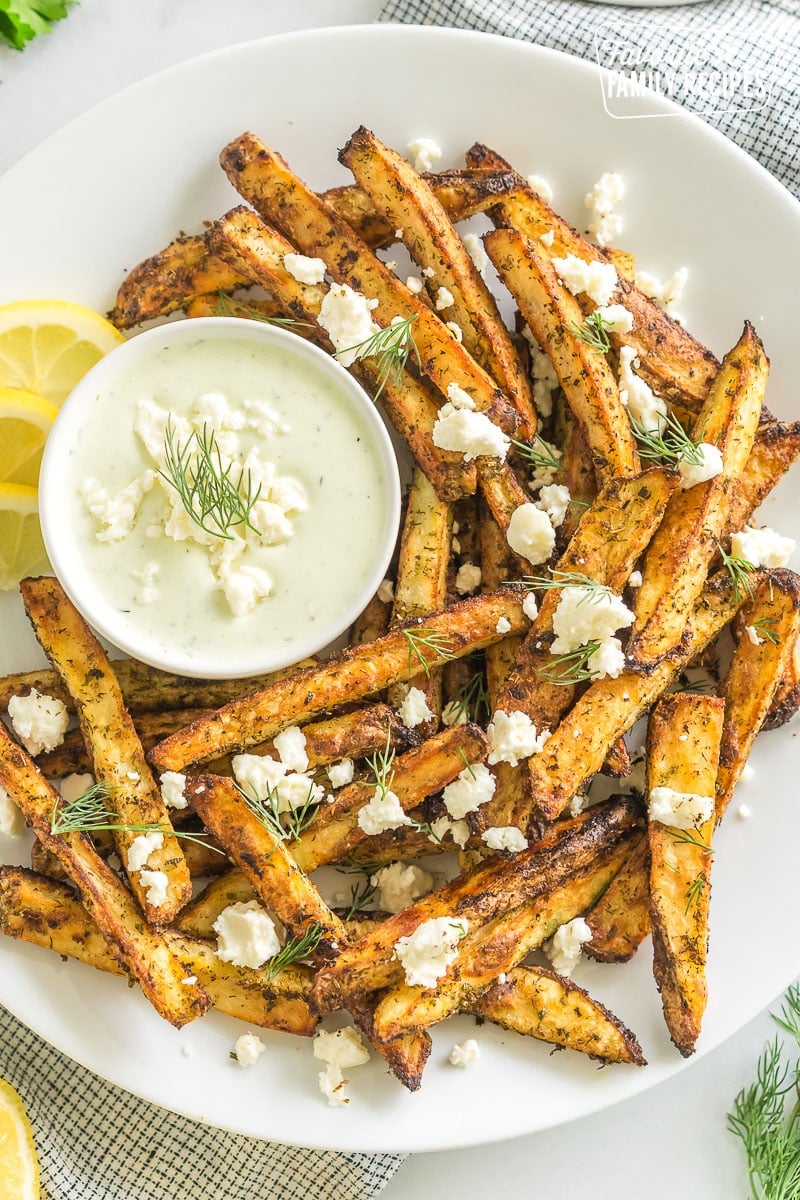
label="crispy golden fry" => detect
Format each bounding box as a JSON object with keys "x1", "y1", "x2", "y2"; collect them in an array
[
  {"x1": 151, "y1": 587, "x2": 529, "y2": 772},
  {"x1": 585, "y1": 833, "x2": 651, "y2": 963},
  {"x1": 528, "y1": 573, "x2": 747, "y2": 821},
  {"x1": 340, "y1": 126, "x2": 536, "y2": 437},
  {"x1": 185, "y1": 776, "x2": 346, "y2": 959},
  {"x1": 484, "y1": 227, "x2": 640, "y2": 485},
  {"x1": 176, "y1": 869, "x2": 255, "y2": 938},
  {"x1": 314, "y1": 796, "x2": 640, "y2": 1006},
  {"x1": 763, "y1": 632, "x2": 800, "y2": 731},
  {"x1": 291, "y1": 724, "x2": 487, "y2": 871},
  {"x1": 605, "y1": 248, "x2": 637, "y2": 283},
  {"x1": 208, "y1": 205, "x2": 477, "y2": 503},
  {"x1": 466, "y1": 142, "x2": 720, "y2": 420},
  {"x1": 473, "y1": 965, "x2": 645, "y2": 1064},
  {"x1": 479, "y1": 503, "x2": 524, "y2": 706},
  {"x1": 21, "y1": 577, "x2": 190, "y2": 923},
  {"x1": 336, "y1": 823, "x2": 464, "y2": 866},
  {"x1": 36, "y1": 707, "x2": 212, "y2": 780},
  {"x1": 0, "y1": 729, "x2": 208, "y2": 1027},
  {"x1": 647, "y1": 693, "x2": 724, "y2": 1056},
  {"x1": 716, "y1": 569, "x2": 800, "y2": 817},
  {"x1": 387, "y1": 467, "x2": 453, "y2": 722},
  {"x1": 557, "y1": 404, "x2": 598, "y2": 541},
  {"x1": 725, "y1": 418, "x2": 800, "y2": 537},
  {"x1": 0, "y1": 866, "x2": 317, "y2": 1035},
  {"x1": 351, "y1": 592, "x2": 391, "y2": 646},
  {"x1": 603, "y1": 739, "x2": 632, "y2": 778},
  {"x1": 370, "y1": 837, "x2": 631, "y2": 1041},
  {"x1": 347, "y1": 996, "x2": 432, "y2": 1092},
  {"x1": 627, "y1": 324, "x2": 767, "y2": 667}
]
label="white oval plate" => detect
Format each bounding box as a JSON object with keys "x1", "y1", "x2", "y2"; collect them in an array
[{"x1": 0, "y1": 24, "x2": 798, "y2": 1155}]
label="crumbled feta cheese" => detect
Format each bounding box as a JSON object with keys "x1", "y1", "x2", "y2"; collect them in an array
[
  {"x1": 139, "y1": 869, "x2": 169, "y2": 908},
  {"x1": 741, "y1": 763, "x2": 755, "y2": 782},
  {"x1": 523, "y1": 592, "x2": 539, "y2": 622},
  {"x1": 442, "y1": 699, "x2": 468, "y2": 727},
  {"x1": 482, "y1": 825, "x2": 528, "y2": 853},
  {"x1": 586, "y1": 637, "x2": 626, "y2": 680},
  {"x1": 132, "y1": 560, "x2": 159, "y2": 605},
  {"x1": 545, "y1": 917, "x2": 592, "y2": 977},
  {"x1": 214, "y1": 900, "x2": 281, "y2": 968},
  {"x1": 394, "y1": 917, "x2": 468, "y2": 988},
  {"x1": 435, "y1": 287, "x2": 455, "y2": 311},
  {"x1": 569, "y1": 793, "x2": 588, "y2": 818},
  {"x1": 59, "y1": 772, "x2": 94, "y2": 806},
  {"x1": 455, "y1": 562, "x2": 482, "y2": 595},
  {"x1": 233, "y1": 1033, "x2": 266, "y2": 1067},
  {"x1": 327, "y1": 759, "x2": 355, "y2": 789},
  {"x1": 283, "y1": 253, "x2": 326, "y2": 285},
  {"x1": 446, "y1": 381, "x2": 476, "y2": 411},
  {"x1": 552, "y1": 253, "x2": 617, "y2": 307},
  {"x1": 377, "y1": 577, "x2": 394, "y2": 603},
  {"x1": 648, "y1": 786, "x2": 714, "y2": 829},
  {"x1": 527, "y1": 337, "x2": 559, "y2": 421},
  {"x1": 160, "y1": 771, "x2": 187, "y2": 810},
  {"x1": 127, "y1": 831, "x2": 164, "y2": 873},
  {"x1": 451, "y1": 537, "x2": 461, "y2": 554},
  {"x1": 319, "y1": 1064, "x2": 349, "y2": 1106},
  {"x1": 487, "y1": 710, "x2": 550, "y2": 767},
  {"x1": 232, "y1": 753, "x2": 323, "y2": 813},
  {"x1": 80, "y1": 472, "x2": 155, "y2": 542},
  {"x1": 449, "y1": 1039, "x2": 480, "y2": 1068},
  {"x1": 274, "y1": 726, "x2": 309, "y2": 773},
  {"x1": 7, "y1": 689, "x2": 69, "y2": 757},
  {"x1": 432, "y1": 404, "x2": 510, "y2": 462},
  {"x1": 617, "y1": 346, "x2": 667, "y2": 431},
  {"x1": 357, "y1": 787, "x2": 412, "y2": 836},
  {"x1": 398, "y1": 686, "x2": 435, "y2": 729},
  {"x1": 738, "y1": 804, "x2": 752, "y2": 820},
  {"x1": 731, "y1": 526, "x2": 796, "y2": 569},
  {"x1": 629, "y1": 570, "x2": 642, "y2": 588},
  {"x1": 422, "y1": 267, "x2": 436, "y2": 279},
  {"x1": 0, "y1": 785, "x2": 24, "y2": 837},
  {"x1": 181, "y1": 1045, "x2": 193, "y2": 1058},
  {"x1": 446, "y1": 321, "x2": 464, "y2": 343},
  {"x1": 634, "y1": 267, "x2": 688, "y2": 316},
  {"x1": 317, "y1": 283, "x2": 379, "y2": 367},
  {"x1": 314, "y1": 1026, "x2": 370, "y2": 1069},
  {"x1": 394, "y1": 228, "x2": 404, "y2": 240},
  {"x1": 537, "y1": 483, "x2": 571, "y2": 528},
  {"x1": 585, "y1": 171, "x2": 625, "y2": 247},
  {"x1": 678, "y1": 442, "x2": 723, "y2": 490},
  {"x1": 406, "y1": 275, "x2": 424, "y2": 295},
  {"x1": 443, "y1": 761, "x2": 496, "y2": 819},
  {"x1": 217, "y1": 562, "x2": 273, "y2": 618},
  {"x1": 370, "y1": 862, "x2": 434, "y2": 913},
  {"x1": 540, "y1": 229, "x2": 555, "y2": 248},
  {"x1": 745, "y1": 624, "x2": 764, "y2": 646},
  {"x1": 462, "y1": 233, "x2": 489, "y2": 275},
  {"x1": 244, "y1": 397, "x2": 287, "y2": 438},
  {"x1": 596, "y1": 304, "x2": 633, "y2": 334},
  {"x1": 506, "y1": 503, "x2": 556, "y2": 565},
  {"x1": 496, "y1": 616, "x2": 512, "y2": 635},
  {"x1": 551, "y1": 585, "x2": 633, "y2": 681},
  {"x1": 407, "y1": 137, "x2": 442, "y2": 174},
  {"x1": 526, "y1": 174, "x2": 554, "y2": 204}
]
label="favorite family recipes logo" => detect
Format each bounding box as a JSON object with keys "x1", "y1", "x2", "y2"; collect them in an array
[{"x1": 593, "y1": 20, "x2": 775, "y2": 119}]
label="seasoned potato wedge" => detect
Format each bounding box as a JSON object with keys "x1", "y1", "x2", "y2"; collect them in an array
[{"x1": 585, "y1": 832, "x2": 651, "y2": 963}]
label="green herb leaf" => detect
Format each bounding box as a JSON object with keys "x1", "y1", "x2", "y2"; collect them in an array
[
  {"x1": 343, "y1": 876, "x2": 378, "y2": 921},
  {"x1": 717, "y1": 539, "x2": 757, "y2": 604},
  {"x1": 236, "y1": 781, "x2": 320, "y2": 844},
  {"x1": 536, "y1": 640, "x2": 601, "y2": 686},
  {"x1": 751, "y1": 617, "x2": 781, "y2": 646},
  {"x1": 335, "y1": 316, "x2": 421, "y2": 400},
  {"x1": 443, "y1": 661, "x2": 491, "y2": 726},
  {"x1": 50, "y1": 781, "x2": 223, "y2": 853},
  {"x1": 630, "y1": 410, "x2": 707, "y2": 469},
  {"x1": 266, "y1": 922, "x2": 325, "y2": 980},
  {"x1": 571, "y1": 310, "x2": 613, "y2": 353},
  {"x1": 214, "y1": 291, "x2": 314, "y2": 329},
  {"x1": 511, "y1": 436, "x2": 563, "y2": 476},
  {"x1": 402, "y1": 627, "x2": 456, "y2": 679},
  {"x1": 159, "y1": 419, "x2": 262, "y2": 542},
  {"x1": 0, "y1": 0, "x2": 76, "y2": 51}
]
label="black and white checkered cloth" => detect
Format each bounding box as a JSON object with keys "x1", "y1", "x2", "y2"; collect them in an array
[
  {"x1": 379, "y1": 0, "x2": 800, "y2": 198},
  {"x1": 0, "y1": 1005, "x2": 403, "y2": 1198}
]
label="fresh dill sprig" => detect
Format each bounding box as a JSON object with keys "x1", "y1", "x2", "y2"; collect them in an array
[
  {"x1": 266, "y1": 923, "x2": 325, "y2": 980},
  {"x1": 511, "y1": 436, "x2": 563, "y2": 475},
  {"x1": 336, "y1": 315, "x2": 421, "y2": 400},
  {"x1": 571, "y1": 310, "x2": 613, "y2": 353},
  {"x1": 728, "y1": 984, "x2": 800, "y2": 1199},
  {"x1": 444, "y1": 662, "x2": 491, "y2": 726},
  {"x1": 402, "y1": 627, "x2": 456, "y2": 679},
  {"x1": 630, "y1": 411, "x2": 707, "y2": 469},
  {"x1": 717, "y1": 540, "x2": 757, "y2": 603},
  {"x1": 50, "y1": 782, "x2": 223, "y2": 853},
  {"x1": 214, "y1": 290, "x2": 314, "y2": 329},
  {"x1": 343, "y1": 877, "x2": 378, "y2": 921},
  {"x1": 752, "y1": 617, "x2": 781, "y2": 645},
  {"x1": 366, "y1": 730, "x2": 396, "y2": 799},
  {"x1": 510, "y1": 570, "x2": 612, "y2": 604},
  {"x1": 159, "y1": 419, "x2": 262, "y2": 541},
  {"x1": 536, "y1": 641, "x2": 601, "y2": 686},
  {"x1": 237, "y1": 781, "x2": 320, "y2": 844},
  {"x1": 667, "y1": 828, "x2": 714, "y2": 855},
  {"x1": 684, "y1": 873, "x2": 706, "y2": 914}
]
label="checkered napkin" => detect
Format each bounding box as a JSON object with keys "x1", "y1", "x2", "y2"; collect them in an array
[
  {"x1": 379, "y1": 0, "x2": 800, "y2": 199},
  {"x1": 0, "y1": 1005, "x2": 403, "y2": 1198}
]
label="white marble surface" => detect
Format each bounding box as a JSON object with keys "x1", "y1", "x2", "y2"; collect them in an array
[{"x1": 0, "y1": 2, "x2": 781, "y2": 1196}]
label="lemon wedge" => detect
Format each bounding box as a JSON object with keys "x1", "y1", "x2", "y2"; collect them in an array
[
  {"x1": 0, "y1": 388, "x2": 59, "y2": 487},
  {"x1": 0, "y1": 1078, "x2": 40, "y2": 1200},
  {"x1": 0, "y1": 299, "x2": 124, "y2": 407},
  {"x1": 0, "y1": 484, "x2": 50, "y2": 589}
]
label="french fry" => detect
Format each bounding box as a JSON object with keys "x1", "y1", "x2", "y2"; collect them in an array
[
  {"x1": 21, "y1": 577, "x2": 190, "y2": 923},
  {"x1": 585, "y1": 832, "x2": 651, "y2": 962},
  {"x1": 340, "y1": 126, "x2": 536, "y2": 437},
  {"x1": 473, "y1": 965, "x2": 645, "y2": 1064},
  {"x1": 627, "y1": 323, "x2": 767, "y2": 667},
  {"x1": 314, "y1": 796, "x2": 640, "y2": 1006},
  {"x1": 647, "y1": 693, "x2": 724, "y2": 1056},
  {"x1": 151, "y1": 587, "x2": 529, "y2": 772},
  {"x1": 528, "y1": 573, "x2": 747, "y2": 821},
  {"x1": 0, "y1": 729, "x2": 209, "y2": 1027},
  {"x1": 0, "y1": 866, "x2": 317, "y2": 1035},
  {"x1": 485, "y1": 227, "x2": 640, "y2": 485},
  {"x1": 724, "y1": 418, "x2": 800, "y2": 537},
  {"x1": 716, "y1": 569, "x2": 800, "y2": 818},
  {"x1": 762, "y1": 632, "x2": 800, "y2": 730},
  {"x1": 177, "y1": 869, "x2": 256, "y2": 938},
  {"x1": 557, "y1": 403, "x2": 598, "y2": 541},
  {"x1": 36, "y1": 707, "x2": 212, "y2": 780}
]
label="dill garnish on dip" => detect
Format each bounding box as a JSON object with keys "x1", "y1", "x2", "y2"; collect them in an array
[{"x1": 40, "y1": 318, "x2": 400, "y2": 677}]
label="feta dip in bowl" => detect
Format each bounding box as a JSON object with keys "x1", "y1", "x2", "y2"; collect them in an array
[{"x1": 39, "y1": 317, "x2": 401, "y2": 678}]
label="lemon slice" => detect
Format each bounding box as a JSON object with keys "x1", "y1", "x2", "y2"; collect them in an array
[
  {"x1": 0, "y1": 484, "x2": 50, "y2": 590},
  {"x1": 0, "y1": 299, "x2": 125, "y2": 407},
  {"x1": 0, "y1": 1078, "x2": 40, "y2": 1200},
  {"x1": 0, "y1": 388, "x2": 59, "y2": 487}
]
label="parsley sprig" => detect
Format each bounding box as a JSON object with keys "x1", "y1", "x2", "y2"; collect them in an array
[{"x1": 0, "y1": 0, "x2": 76, "y2": 51}]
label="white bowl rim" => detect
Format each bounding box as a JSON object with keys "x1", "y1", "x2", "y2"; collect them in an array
[{"x1": 39, "y1": 315, "x2": 402, "y2": 679}]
